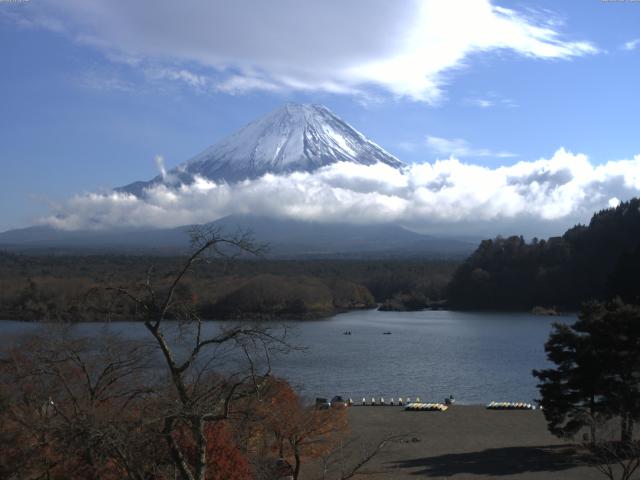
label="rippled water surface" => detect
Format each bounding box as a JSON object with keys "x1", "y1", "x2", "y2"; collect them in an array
[{"x1": 1, "y1": 309, "x2": 574, "y2": 404}]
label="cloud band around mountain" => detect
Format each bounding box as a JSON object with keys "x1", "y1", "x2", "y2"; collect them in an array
[{"x1": 42, "y1": 149, "x2": 640, "y2": 237}]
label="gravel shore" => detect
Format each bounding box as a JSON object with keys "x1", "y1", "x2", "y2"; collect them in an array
[{"x1": 305, "y1": 405, "x2": 602, "y2": 479}]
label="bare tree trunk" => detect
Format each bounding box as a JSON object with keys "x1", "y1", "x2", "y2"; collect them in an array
[
  {"x1": 589, "y1": 398, "x2": 598, "y2": 444},
  {"x1": 622, "y1": 415, "x2": 630, "y2": 444},
  {"x1": 620, "y1": 413, "x2": 636, "y2": 444},
  {"x1": 193, "y1": 417, "x2": 208, "y2": 480},
  {"x1": 293, "y1": 447, "x2": 301, "y2": 480},
  {"x1": 163, "y1": 417, "x2": 195, "y2": 480}
]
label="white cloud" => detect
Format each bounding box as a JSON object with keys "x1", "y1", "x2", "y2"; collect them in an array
[
  {"x1": 76, "y1": 70, "x2": 133, "y2": 92},
  {"x1": 20, "y1": 0, "x2": 597, "y2": 103},
  {"x1": 154, "y1": 155, "x2": 167, "y2": 180},
  {"x1": 214, "y1": 75, "x2": 284, "y2": 95},
  {"x1": 146, "y1": 68, "x2": 208, "y2": 89},
  {"x1": 470, "y1": 98, "x2": 495, "y2": 108},
  {"x1": 622, "y1": 39, "x2": 640, "y2": 51},
  {"x1": 426, "y1": 136, "x2": 516, "y2": 158},
  {"x1": 464, "y1": 92, "x2": 518, "y2": 108},
  {"x1": 0, "y1": 8, "x2": 65, "y2": 33},
  {"x1": 42, "y1": 149, "x2": 640, "y2": 238}
]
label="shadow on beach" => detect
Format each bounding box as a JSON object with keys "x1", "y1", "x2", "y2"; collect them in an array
[
  {"x1": 387, "y1": 444, "x2": 587, "y2": 477},
  {"x1": 302, "y1": 406, "x2": 603, "y2": 479}
]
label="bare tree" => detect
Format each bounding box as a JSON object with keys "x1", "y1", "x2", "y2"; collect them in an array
[
  {"x1": 318, "y1": 434, "x2": 406, "y2": 480},
  {"x1": 581, "y1": 414, "x2": 640, "y2": 480},
  {"x1": 585, "y1": 441, "x2": 640, "y2": 480},
  {"x1": 109, "y1": 225, "x2": 289, "y2": 480}
]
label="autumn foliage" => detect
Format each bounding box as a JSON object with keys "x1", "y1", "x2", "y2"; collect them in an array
[
  {"x1": 0, "y1": 336, "x2": 347, "y2": 480},
  {"x1": 254, "y1": 378, "x2": 349, "y2": 479},
  {"x1": 175, "y1": 422, "x2": 254, "y2": 480}
]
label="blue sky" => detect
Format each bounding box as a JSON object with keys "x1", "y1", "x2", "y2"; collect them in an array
[{"x1": 1, "y1": 0, "x2": 639, "y2": 235}]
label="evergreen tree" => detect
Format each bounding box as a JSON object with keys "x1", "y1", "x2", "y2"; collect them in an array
[{"x1": 534, "y1": 300, "x2": 640, "y2": 443}]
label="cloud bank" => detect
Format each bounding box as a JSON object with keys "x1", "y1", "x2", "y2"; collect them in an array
[
  {"x1": 42, "y1": 149, "x2": 640, "y2": 238},
  {"x1": 22, "y1": 0, "x2": 597, "y2": 102}
]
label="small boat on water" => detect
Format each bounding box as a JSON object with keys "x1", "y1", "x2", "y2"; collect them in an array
[{"x1": 383, "y1": 331, "x2": 392, "y2": 335}]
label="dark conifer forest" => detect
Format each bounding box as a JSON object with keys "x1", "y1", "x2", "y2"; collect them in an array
[{"x1": 447, "y1": 198, "x2": 640, "y2": 310}]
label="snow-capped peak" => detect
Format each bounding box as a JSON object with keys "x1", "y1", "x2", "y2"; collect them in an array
[{"x1": 119, "y1": 103, "x2": 404, "y2": 195}]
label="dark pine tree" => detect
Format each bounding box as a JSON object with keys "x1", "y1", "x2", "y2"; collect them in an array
[{"x1": 534, "y1": 300, "x2": 640, "y2": 443}]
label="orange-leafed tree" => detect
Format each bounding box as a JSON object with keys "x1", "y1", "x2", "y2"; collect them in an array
[
  {"x1": 258, "y1": 378, "x2": 349, "y2": 480},
  {"x1": 175, "y1": 421, "x2": 253, "y2": 480}
]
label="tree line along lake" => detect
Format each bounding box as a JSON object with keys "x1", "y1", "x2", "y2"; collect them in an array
[{"x1": 1, "y1": 309, "x2": 573, "y2": 405}]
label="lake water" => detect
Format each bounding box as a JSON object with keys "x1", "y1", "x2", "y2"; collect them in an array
[{"x1": 0, "y1": 309, "x2": 574, "y2": 404}]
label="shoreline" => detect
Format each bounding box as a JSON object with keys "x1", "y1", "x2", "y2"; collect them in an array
[{"x1": 0, "y1": 306, "x2": 578, "y2": 323}]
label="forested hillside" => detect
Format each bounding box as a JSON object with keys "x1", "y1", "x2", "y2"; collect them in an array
[
  {"x1": 0, "y1": 254, "x2": 456, "y2": 321},
  {"x1": 447, "y1": 198, "x2": 640, "y2": 310}
]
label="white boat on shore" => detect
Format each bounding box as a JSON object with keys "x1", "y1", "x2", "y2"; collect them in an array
[{"x1": 486, "y1": 401, "x2": 535, "y2": 410}]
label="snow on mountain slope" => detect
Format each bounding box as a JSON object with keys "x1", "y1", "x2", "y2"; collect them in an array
[{"x1": 119, "y1": 103, "x2": 403, "y2": 195}]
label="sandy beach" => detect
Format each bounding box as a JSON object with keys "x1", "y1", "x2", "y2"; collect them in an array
[{"x1": 305, "y1": 405, "x2": 602, "y2": 479}]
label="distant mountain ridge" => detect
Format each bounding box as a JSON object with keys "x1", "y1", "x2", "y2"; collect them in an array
[
  {"x1": 119, "y1": 103, "x2": 403, "y2": 196},
  {"x1": 0, "y1": 216, "x2": 476, "y2": 258}
]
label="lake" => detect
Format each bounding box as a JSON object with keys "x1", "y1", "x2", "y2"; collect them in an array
[{"x1": 0, "y1": 309, "x2": 573, "y2": 404}]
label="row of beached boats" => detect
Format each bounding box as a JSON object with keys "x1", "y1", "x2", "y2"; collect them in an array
[
  {"x1": 360, "y1": 397, "x2": 426, "y2": 406},
  {"x1": 325, "y1": 397, "x2": 537, "y2": 411},
  {"x1": 405, "y1": 402, "x2": 449, "y2": 412},
  {"x1": 318, "y1": 396, "x2": 437, "y2": 408},
  {"x1": 486, "y1": 401, "x2": 536, "y2": 410}
]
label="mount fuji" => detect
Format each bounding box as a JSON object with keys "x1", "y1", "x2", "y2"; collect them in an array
[
  {"x1": 119, "y1": 103, "x2": 404, "y2": 195},
  {"x1": 0, "y1": 104, "x2": 478, "y2": 257}
]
